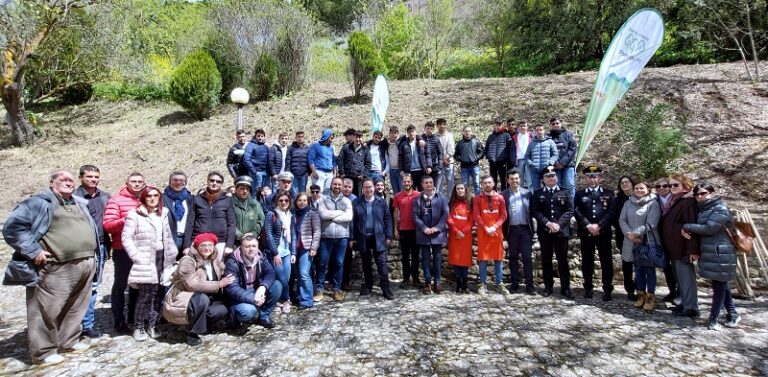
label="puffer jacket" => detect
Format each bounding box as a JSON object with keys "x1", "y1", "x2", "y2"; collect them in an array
[
  {"x1": 549, "y1": 128, "x2": 577, "y2": 167},
  {"x1": 122, "y1": 206, "x2": 178, "y2": 286},
  {"x1": 232, "y1": 196, "x2": 264, "y2": 243},
  {"x1": 243, "y1": 139, "x2": 269, "y2": 174},
  {"x1": 223, "y1": 246, "x2": 276, "y2": 307},
  {"x1": 226, "y1": 142, "x2": 248, "y2": 178},
  {"x1": 399, "y1": 136, "x2": 432, "y2": 173},
  {"x1": 293, "y1": 208, "x2": 321, "y2": 252},
  {"x1": 683, "y1": 197, "x2": 737, "y2": 282},
  {"x1": 524, "y1": 137, "x2": 558, "y2": 171},
  {"x1": 338, "y1": 143, "x2": 371, "y2": 178},
  {"x1": 454, "y1": 136, "x2": 484, "y2": 168},
  {"x1": 182, "y1": 191, "x2": 236, "y2": 249},
  {"x1": 619, "y1": 194, "x2": 661, "y2": 262},
  {"x1": 267, "y1": 143, "x2": 286, "y2": 177},
  {"x1": 422, "y1": 133, "x2": 443, "y2": 167},
  {"x1": 285, "y1": 142, "x2": 310, "y2": 177},
  {"x1": 263, "y1": 209, "x2": 297, "y2": 258},
  {"x1": 317, "y1": 193, "x2": 353, "y2": 239},
  {"x1": 103, "y1": 186, "x2": 141, "y2": 250},
  {"x1": 163, "y1": 246, "x2": 224, "y2": 325},
  {"x1": 485, "y1": 131, "x2": 511, "y2": 162}
]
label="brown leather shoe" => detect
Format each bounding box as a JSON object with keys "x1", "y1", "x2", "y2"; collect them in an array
[
  {"x1": 422, "y1": 283, "x2": 432, "y2": 294},
  {"x1": 432, "y1": 283, "x2": 442, "y2": 294}
]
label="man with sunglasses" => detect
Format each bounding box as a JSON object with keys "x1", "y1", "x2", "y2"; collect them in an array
[
  {"x1": 183, "y1": 171, "x2": 236, "y2": 261},
  {"x1": 574, "y1": 165, "x2": 616, "y2": 301}
]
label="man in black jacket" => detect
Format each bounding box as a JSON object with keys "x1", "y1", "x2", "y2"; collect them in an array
[
  {"x1": 367, "y1": 130, "x2": 389, "y2": 183},
  {"x1": 531, "y1": 166, "x2": 574, "y2": 299},
  {"x1": 224, "y1": 235, "x2": 281, "y2": 329},
  {"x1": 285, "y1": 131, "x2": 310, "y2": 195},
  {"x1": 351, "y1": 179, "x2": 394, "y2": 299},
  {"x1": 454, "y1": 126, "x2": 484, "y2": 194},
  {"x1": 227, "y1": 130, "x2": 249, "y2": 179},
  {"x1": 501, "y1": 168, "x2": 535, "y2": 295},
  {"x1": 339, "y1": 130, "x2": 371, "y2": 197},
  {"x1": 549, "y1": 117, "x2": 577, "y2": 199},
  {"x1": 574, "y1": 165, "x2": 617, "y2": 301},
  {"x1": 486, "y1": 117, "x2": 512, "y2": 191},
  {"x1": 182, "y1": 171, "x2": 237, "y2": 259},
  {"x1": 399, "y1": 125, "x2": 432, "y2": 191},
  {"x1": 162, "y1": 171, "x2": 193, "y2": 254},
  {"x1": 268, "y1": 132, "x2": 290, "y2": 192},
  {"x1": 422, "y1": 121, "x2": 443, "y2": 189}
]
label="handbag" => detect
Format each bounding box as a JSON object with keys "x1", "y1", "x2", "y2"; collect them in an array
[
  {"x1": 725, "y1": 221, "x2": 754, "y2": 254},
  {"x1": 633, "y1": 224, "x2": 667, "y2": 268},
  {"x1": 160, "y1": 263, "x2": 178, "y2": 287}
]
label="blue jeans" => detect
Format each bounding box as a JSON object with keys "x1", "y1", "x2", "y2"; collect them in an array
[
  {"x1": 517, "y1": 159, "x2": 530, "y2": 189},
  {"x1": 460, "y1": 166, "x2": 480, "y2": 194},
  {"x1": 316, "y1": 238, "x2": 348, "y2": 291},
  {"x1": 710, "y1": 280, "x2": 737, "y2": 322},
  {"x1": 421, "y1": 245, "x2": 443, "y2": 284},
  {"x1": 369, "y1": 171, "x2": 384, "y2": 182},
  {"x1": 390, "y1": 168, "x2": 402, "y2": 193},
  {"x1": 635, "y1": 265, "x2": 657, "y2": 293},
  {"x1": 250, "y1": 171, "x2": 269, "y2": 195},
  {"x1": 479, "y1": 260, "x2": 503, "y2": 285},
  {"x1": 529, "y1": 168, "x2": 542, "y2": 190},
  {"x1": 82, "y1": 244, "x2": 106, "y2": 330},
  {"x1": 296, "y1": 248, "x2": 314, "y2": 307},
  {"x1": 439, "y1": 163, "x2": 455, "y2": 196},
  {"x1": 231, "y1": 282, "x2": 282, "y2": 323},
  {"x1": 271, "y1": 254, "x2": 291, "y2": 302},
  {"x1": 556, "y1": 166, "x2": 576, "y2": 198},
  {"x1": 292, "y1": 175, "x2": 309, "y2": 196}
]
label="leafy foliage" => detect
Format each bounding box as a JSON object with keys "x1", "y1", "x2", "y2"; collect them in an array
[
  {"x1": 203, "y1": 31, "x2": 246, "y2": 99},
  {"x1": 612, "y1": 102, "x2": 691, "y2": 179},
  {"x1": 92, "y1": 82, "x2": 169, "y2": 101},
  {"x1": 301, "y1": 0, "x2": 359, "y2": 33},
  {"x1": 348, "y1": 31, "x2": 386, "y2": 101},
  {"x1": 372, "y1": 2, "x2": 419, "y2": 79},
  {"x1": 168, "y1": 50, "x2": 222, "y2": 120},
  {"x1": 251, "y1": 54, "x2": 279, "y2": 101},
  {"x1": 60, "y1": 82, "x2": 94, "y2": 105}
]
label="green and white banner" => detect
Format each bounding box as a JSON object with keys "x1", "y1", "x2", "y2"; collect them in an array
[
  {"x1": 370, "y1": 75, "x2": 389, "y2": 133},
  {"x1": 575, "y1": 8, "x2": 665, "y2": 166}
]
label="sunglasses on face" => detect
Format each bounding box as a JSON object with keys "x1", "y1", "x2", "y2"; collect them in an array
[
  {"x1": 311, "y1": 190, "x2": 320, "y2": 194},
  {"x1": 655, "y1": 184, "x2": 669, "y2": 189},
  {"x1": 543, "y1": 174, "x2": 556, "y2": 178},
  {"x1": 278, "y1": 199, "x2": 290, "y2": 203},
  {"x1": 696, "y1": 191, "x2": 710, "y2": 197},
  {"x1": 669, "y1": 183, "x2": 681, "y2": 188},
  {"x1": 209, "y1": 179, "x2": 223, "y2": 184}
]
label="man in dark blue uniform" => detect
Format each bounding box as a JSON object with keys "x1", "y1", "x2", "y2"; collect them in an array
[
  {"x1": 574, "y1": 165, "x2": 617, "y2": 301},
  {"x1": 531, "y1": 166, "x2": 574, "y2": 299}
]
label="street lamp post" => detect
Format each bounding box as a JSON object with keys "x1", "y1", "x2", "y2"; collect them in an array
[{"x1": 230, "y1": 88, "x2": 250, "y2": 131}]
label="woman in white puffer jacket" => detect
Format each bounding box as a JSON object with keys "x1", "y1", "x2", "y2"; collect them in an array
[{"x1": 122, "y1": 186, "x2": 178, "y2": 342}]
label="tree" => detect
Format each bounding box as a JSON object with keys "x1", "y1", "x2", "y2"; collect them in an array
[
  {"x1": 412, "y1": 0, "x2": 463, "y2": 79},
  {"x1": 348, "y1": 31, "x2": 386, "y2": 102},
  {"x1": 475, "y1": 0, "x2": 515, "y2": 76},
  {"x1": 168, "y1": 50, "x2": 222, "y2": 120},
  {"x1": 1, "y1": 0, "x2": 99, "y2": 146},
  {"x1": 372, "y1": 2, "x2": 419, "y2": 79},
  {"x1": 693, "y1": 0, "x2": 766, "y2": 82},
  {"x1": 301, "y1": 0, "x2": 359, "y2": 34}
]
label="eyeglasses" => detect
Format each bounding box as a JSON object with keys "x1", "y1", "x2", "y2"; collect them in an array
[
  {"x1": 278, "y1": 199, "x2": 290, "y2": 203},
  {"x1": 696, "y1": 191, "x2": 710, "y2": 197},
  {"x1": 669, "y1": 183, "x2": 681, "y2": 188},
  {"x1": 655, "y1": 184, "x2": 669, "y2": 189},
  {"x1": 209, "y1": 179, "x2": 223, "y2": 184},
  {"x1": 311, "y1": 190, "x2": 320, "y2": 194},
  {"x1": 198, "y1": 244, "x2": 215, "y2": 249}
]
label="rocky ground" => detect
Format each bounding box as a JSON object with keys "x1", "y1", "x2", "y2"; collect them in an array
[{"x1": 0, "y1": 251, "x2": 766, "y2": 376}]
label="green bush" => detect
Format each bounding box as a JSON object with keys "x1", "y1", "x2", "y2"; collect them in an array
[
  {"x1": 93, "y1": 82, "x2": 170, "y2": 102},
  {"x1": 251, "y1": 54, "x2": 279, "y2": 101},
  {"x1": 612, "y1": 102, "x2": 691, "y2": 180},
  {"x1": 348, "y1": 32, "x2": 386, "y2": 102},
  {"x1": 60, "y1": 82, "x2": 94, "y2": 105},
  {"x1": 168, "y1": 50, "x2": 222, "y2": 120},
  {"x1": 204, "y1": 32, "x2": 245, "y2": 99},
  {"x1": 373, "y1": 3, "x2": 420, "y2": 79}
]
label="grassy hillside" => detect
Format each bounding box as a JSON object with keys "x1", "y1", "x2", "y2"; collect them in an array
[{"x1": 1, "y1": 62, "x2": 767, "y2": 223}]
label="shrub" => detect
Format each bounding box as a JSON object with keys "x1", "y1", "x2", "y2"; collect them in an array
[
  {"x1": 60, "y1": 82, "x2": 94, "y2": 105},
  {"x1": 204, "y1": 32, "x2": 246, "y2": 99},
  {"x1": 612, "y1": 102, "x2": 691, "y2": 180},
  {"x1": 348, "y1": 32, "x2": 386, "y2": 102},
  {"x1": 251, "y1": 54, "x2": 279, "y2": 101},
  {"x1": 168, "y1": 50, "x2": 222, "y2": 120},
  {"x1": 93, "y1": 82, "x2": 170, "y2": 102}
]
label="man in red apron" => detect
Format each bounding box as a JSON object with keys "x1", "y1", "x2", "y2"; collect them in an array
[{"x1": 473, "y1": 176, "x2": 508, "y2": 295}]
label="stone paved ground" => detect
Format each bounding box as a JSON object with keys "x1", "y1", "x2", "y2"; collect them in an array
[{"x1": 1, "y1": 258, "x2": 767, "y2": 376}]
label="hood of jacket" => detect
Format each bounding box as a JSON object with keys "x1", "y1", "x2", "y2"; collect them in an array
[
  {"x1": 232, "y1": 244, "x2": 262, "y2": 265},
  {"x1": 319, "y1": 129, "x2": 333, "y2": 142}
]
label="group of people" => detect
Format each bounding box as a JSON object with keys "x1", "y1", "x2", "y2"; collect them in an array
[{"x1": 2, "y1": 120, "x2": 743, "y2": 365}]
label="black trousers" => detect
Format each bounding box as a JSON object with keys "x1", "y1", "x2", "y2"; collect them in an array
[
  {"x1": 341, "y1": 239, "x2": 354, "y2": 289},
  {"x1": 399, "y1": 230, "x2": 420, "y2": 282},
  {"x1": 345, "y1": 176, "x2": 362, "y2": 197},
  {"x1": 187, "y1": 292, "x2": 228, "y2": 334},
  {"x1": 540, "y1": 235, "x2": 570, "y2": 291},
  {"x1": 112, "y1": 249, "x2": 139, "y2": 326},
  {"x1": 580, "y1": 232, "x2": 614, "y2": 291},
  {"x1": 622, "y1": 261, "x2": 635, "y2": 295},
  {"x1": 489, "y1": 161, "x2": 508, "y2": 191},
  {"x1": 507, "y1": 225, "x2": 533, "y2": 288},
  {"x1": 663, "y1": 261, "x2": 677, "y2": 296},
  {"x1": 409, "y1": 170, "x2": 424, "y2": 192},
  {"x1": 361, "y1": 235, "x2": 390, "y2": 290}
]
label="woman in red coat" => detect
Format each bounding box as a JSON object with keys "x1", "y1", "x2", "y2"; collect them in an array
[{"x1": 447, "y1": 184, "x2": 474, "y2": 293}]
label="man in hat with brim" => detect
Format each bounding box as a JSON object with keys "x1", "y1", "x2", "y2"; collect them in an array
[{"x1": 232, "y1": 176, "x2": 265, "y2": 246}]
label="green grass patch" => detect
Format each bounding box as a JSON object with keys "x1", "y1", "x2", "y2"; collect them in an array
[{"x1": 93, "y1": 81, "x2": 170, "y2": 102}]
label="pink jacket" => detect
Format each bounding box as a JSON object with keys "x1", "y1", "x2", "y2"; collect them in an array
[
  {"x1": 122, "y1": 206, "x2": 178, "y2": 286},
  {"x1": 103, "y1": 186, "x2": 140, "y2": 250}
]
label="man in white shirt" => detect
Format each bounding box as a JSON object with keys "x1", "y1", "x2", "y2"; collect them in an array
[
  {"x1": 436, "y1": 118, "x2": 455, "y2": 196},
  {"x1": 513, "y1": 119, "x2": 532, "y2": 189}
]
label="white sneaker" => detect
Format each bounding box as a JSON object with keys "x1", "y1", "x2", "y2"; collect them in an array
[
  {"x1": 281, "y1": 302, "x2": 292, "y2": 314},
  {"x1": 724, "y1": 314, "x2": 742, "y2": 328},
  {"x1": 478, "y1": 284, "x2": 487, "y2": 295},
  {"x1": 62, "y1": 342, "x2": 89, "y2": 353},
  {"x1": 41, "y1": 354, "x2": 65, "y2": 365},
  {"x1": 133, "y1": 328, "x2": 148, "y2": 342}
]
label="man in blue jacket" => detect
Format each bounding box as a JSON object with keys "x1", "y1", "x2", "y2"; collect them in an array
[
  {"x1": 224, "y1": 235, "x2": 281, "y2": 330},
  {"x1": 308, "y1": 129, "x2": 337, "y2": 195},
  {"x1": 244, "y1": 129, "x2": 270, "y2": 193},
  {"x1": 412, "y1": 175, "x2": 449, "y2": 294},
  {"x1": 285, "y1": 131, "x2": 310, "y2": 196},
  {"x1": 351, "y1": 179, "x2": 394, "y2": 299},
  {"x1": 501, "y1": 168, "x2": 535, "y2": 295}
]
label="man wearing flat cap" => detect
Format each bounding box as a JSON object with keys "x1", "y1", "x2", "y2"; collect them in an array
[
  {"x1": 574, "y1": 165, "x2": 617, "y2": 301},
  {"x1": 531, "y1": 165, "x2": 574, "y2": 299}
]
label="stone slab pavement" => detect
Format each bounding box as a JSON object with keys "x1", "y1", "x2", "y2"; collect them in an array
[{"x1": 0, "y1": 257, "x2": 766, "y2": 376}]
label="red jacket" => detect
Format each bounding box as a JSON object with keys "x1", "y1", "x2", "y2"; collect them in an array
[{"x1": 103, "y1": 186, "x2": 140, "y2": 250}]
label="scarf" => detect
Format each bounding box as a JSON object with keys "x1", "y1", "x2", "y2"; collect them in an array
[
  {"x1": 663, "y1": 192, "x2": 686, "y2": 216},
  {"x1": 164, "y1": 186, "x2": 189, "y2": 221},
  {"x1": 203, "y1": 189, "x2": 220, "y2": 205},
  {"x1": 276, "y1": 209, "x2": 292, "y2": 243}
]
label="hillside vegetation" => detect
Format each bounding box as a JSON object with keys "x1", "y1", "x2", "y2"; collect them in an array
[{"x1": 0, "y1": 62, "x2": 767, "y2": 223}]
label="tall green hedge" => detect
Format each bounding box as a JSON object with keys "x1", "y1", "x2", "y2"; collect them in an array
[
  {"x1": 169, "y1": 50, "x2": 222, "y2": 120},
  {"x1": 348, "y1": 32, "x2": 386, "y2": 102}
]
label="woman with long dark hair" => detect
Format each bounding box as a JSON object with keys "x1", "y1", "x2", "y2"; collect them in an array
[
  {"x1": 614, "y1": 175, "x2": 637, "y2": 300},
  {"x1": 447, "y1": 183, "x2": 474, "y2": 293},
  {"x1": 263, "y1": 192, "x2": 296, "y2": 313}
]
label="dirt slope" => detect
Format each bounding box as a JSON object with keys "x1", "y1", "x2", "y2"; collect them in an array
[{"x1": 1, "y1": 61, "x2": 767, "y2": 223}]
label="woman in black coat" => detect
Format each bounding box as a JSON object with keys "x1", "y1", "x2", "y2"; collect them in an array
[{"x1": 682, "y1": 182, "x2": 740, "y2": 331}]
